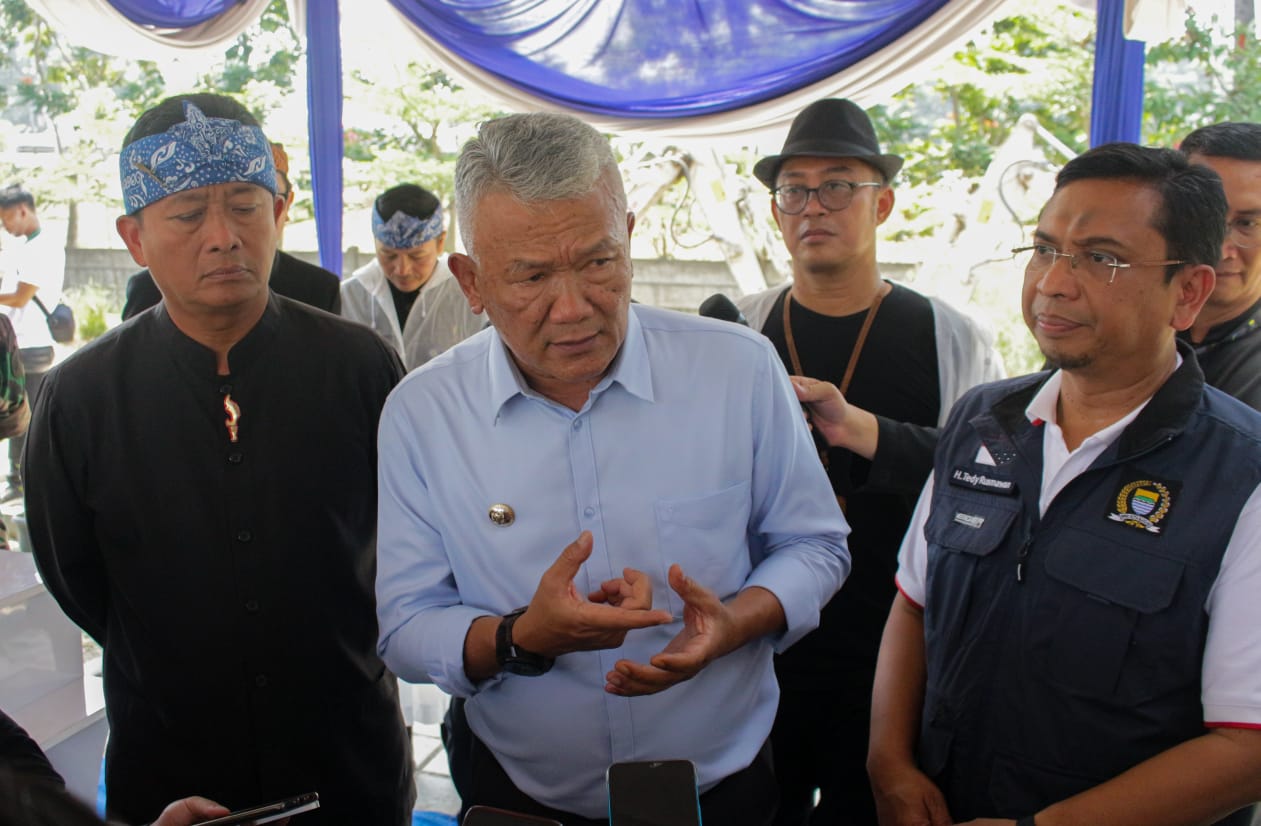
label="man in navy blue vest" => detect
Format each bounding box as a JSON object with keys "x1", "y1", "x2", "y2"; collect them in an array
[{"x1": 863, "y1": 144, "x2": 1261, "y2": 825}]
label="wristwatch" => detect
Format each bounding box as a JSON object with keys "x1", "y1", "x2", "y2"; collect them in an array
[{"x1": 495, "y1": 607, "x2": 554, "y2": 676}]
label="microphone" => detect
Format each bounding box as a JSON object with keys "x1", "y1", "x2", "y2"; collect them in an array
[{"x1": 698, "y1": 293, "x2": 748, "y2": 326}]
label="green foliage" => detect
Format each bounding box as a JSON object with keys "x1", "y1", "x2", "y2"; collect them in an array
[
  {"x1": 63, "y1": 283, "x2": 113, "y2": 341},
  {"x1": 872, "y1": 0, "x2": 1093, "y2": 187},
  {"x1": 341, "y1": 62, "x2": 506, "y2": 216},
  {"x1": 1142, "y1": 10, "x2": 1261, "y2": 145}
]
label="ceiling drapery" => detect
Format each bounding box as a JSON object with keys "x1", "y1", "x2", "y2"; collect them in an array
[{"x1": 19, "y1": 0, "x2": 1152, "y2": 274}]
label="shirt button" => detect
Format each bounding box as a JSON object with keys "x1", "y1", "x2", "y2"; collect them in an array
[
  {"x1": 572, "y1": 419, "x2": 582, "y2": 431},
  {"x1": 584, "y1": 507, "x2": 595, "y2": 518},
  {"x1": 228, "y1": 452, "x2": 244, "y2": 464},
  {"x1": 236, "y1": 530, "x2": 253, "y2": 543},
  {"x1": 219, "y1": 384, "x2": 232, "y2": 394},
  {"x1": 245, "y1": 600, "x2": 259, "y2": 613},
  {"x1": 255, "y1": 674, "x2": 269, "y2": 688}
]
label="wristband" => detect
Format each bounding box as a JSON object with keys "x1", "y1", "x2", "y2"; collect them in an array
[{"x1": 1015, "y1": 817, "x2": 1037, "y2": 826}]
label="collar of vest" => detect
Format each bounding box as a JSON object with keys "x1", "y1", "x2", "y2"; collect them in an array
[{"x1": 985, "y1": 338, "x2": 1205, "y2": 462}]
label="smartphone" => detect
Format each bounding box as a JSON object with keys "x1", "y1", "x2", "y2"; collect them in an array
[
  {"x1": 462, "y1": 805, "x2": 563, "y2": 825},
  {"x1": 606, "y1": 760, "x2": 701, "y2": 826},
  {"x1": 194, "y1": 792, "x2": 320, "y2": 825}
]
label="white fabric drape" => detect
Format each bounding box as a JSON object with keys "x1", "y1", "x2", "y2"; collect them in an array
[
  {"x1": 379, "y1": 0, "x2": 1015, "y2": 143},
  {"x1": 21, "y1": 0, "x2": 273, "y2": 60}
]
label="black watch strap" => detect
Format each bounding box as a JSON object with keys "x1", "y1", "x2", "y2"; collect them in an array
[
  {"x1": 1015, "y1": 817, "x2": 1037, "y2": 826},
  {"x1": 495, "y1": 607, "x2": 554, "y2": 676}
]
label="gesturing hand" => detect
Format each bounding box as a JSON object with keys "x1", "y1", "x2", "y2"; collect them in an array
[
  {"x1": 511, "y1": 531, "x2": 672, "y2": 658},
  {"x1": 604, "y1": 564, "x2": 740, "y2": 696}
]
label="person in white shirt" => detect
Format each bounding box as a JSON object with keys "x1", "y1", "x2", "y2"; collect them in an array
[
  {"x1": 0, "y1": 184, "x2": 65, "y2": 501},
  {"x1": 340, "y1": 183, "x2": 480, "y2": 368}
]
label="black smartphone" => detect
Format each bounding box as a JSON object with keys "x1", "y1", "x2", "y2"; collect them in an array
[
  {"x1": 194, "y1": 792, "x2": 320, "y2": 825},
  {"x1": 606, "y1": 759, "x2": 701, "y2": 826},
  {"x1": 463, "y1": 805, "x2": 563, "y2": 825}
]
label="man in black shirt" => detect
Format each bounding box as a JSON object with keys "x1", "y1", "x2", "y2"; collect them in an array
[
  {"x1": 24, "y1": 93, "x2": 412, "y2": 825},
  {"x1": 1180, "y1": 123, "x2": 1261, "y2": 409},
  {"x1": 736, "y1": 98, "x2": 1002, "y2": 825}
]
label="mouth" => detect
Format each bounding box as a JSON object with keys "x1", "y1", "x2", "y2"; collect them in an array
[
  {"x1": 798, "y1": 227, "x2": 834, "y2": 242},
  {"x1": 203, "y1": 265, "x2": 252, "y2": 280},
  {"x1": 1034, "y1": 312, "x2": 1085, "y2": 336},
  {"x1": 550, "y1": 332, "x2": 599, "y2": 352}
]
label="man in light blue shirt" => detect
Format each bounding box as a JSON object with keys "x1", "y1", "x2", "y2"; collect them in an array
[{"x1": 376, "y1": 112, "x2": 850, "y2": 825}]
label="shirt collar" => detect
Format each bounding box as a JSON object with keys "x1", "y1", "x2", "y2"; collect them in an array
[
  {"x1": 1024, "y1": 353, "x2": 1183, "y2": 438},
  {"x1": 487, "y1": 304, "x2": 654, "y2": 419}
]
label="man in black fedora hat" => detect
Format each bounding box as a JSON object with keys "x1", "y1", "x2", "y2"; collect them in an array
[{"x1": 735, "y1": 98, "x2": 1002, "y2": 825}]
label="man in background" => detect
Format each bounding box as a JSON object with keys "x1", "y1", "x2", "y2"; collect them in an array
[
  {"x1": 341, "y1": 182, "x2": 481, "y2": 369},
  {"x1": 0, "y1": 183, "x2": 65, "y2": 504},
  {"x1": 1179, "y1": 122, "x2": 1261, "y2": 408},
  {"x1": 736, "y1": 98, "x2": 1001, "y2": 825},
  {"x1": 121, "y1": 141, "x2": 341, "y2": 319}
]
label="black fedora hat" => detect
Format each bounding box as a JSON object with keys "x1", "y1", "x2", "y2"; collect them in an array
[{"x1": 753, "y1": 99, "x2": 903, "y2": 189}]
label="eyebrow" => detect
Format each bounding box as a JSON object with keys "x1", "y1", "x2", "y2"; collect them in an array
[
  {"x1": 505, "y1": 239, "x2": 622, "y2": 275},
  {"x1": 1033, "y1": 228, "x2": 1130, "y2": 251}
]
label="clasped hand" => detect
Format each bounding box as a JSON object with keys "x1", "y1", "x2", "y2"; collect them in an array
[{"x1": 512, "y1": 532, "x2": 739, "y2": 698}]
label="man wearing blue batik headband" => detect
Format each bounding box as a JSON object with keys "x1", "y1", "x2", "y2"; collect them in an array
[
  {"x1": 22, "y1": 94, "x2": 413, "y2": 826},
  {"x1": 341, "y1": 183, "x2": 483, "y2": 368}
]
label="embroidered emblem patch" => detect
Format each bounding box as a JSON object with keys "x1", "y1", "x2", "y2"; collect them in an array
[
  {"x1": 1107, "y1": 479, "x2": 1174, "y2": 534},
  {"x1": 948, "y1": 466, "x2": 1018, "y2": 495}
]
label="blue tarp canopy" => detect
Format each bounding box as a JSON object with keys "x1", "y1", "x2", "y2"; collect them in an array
[{"x1": 21, "y1": 0, "x2": 1149, "y2": 274}]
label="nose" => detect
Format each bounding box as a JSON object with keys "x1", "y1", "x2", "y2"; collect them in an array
[
  {"x1": 203, "y1": 205, "x2": 242, "y2": 253},
  {"x1": 1034, "y1": 252, "x2": 1080, "y2": 298},
  {"x1": 801, "y1": 188, "x2": 828, "y2": 216},
  {"x1": 547, "y1": 273, "x2": 593, "y2": 322}
]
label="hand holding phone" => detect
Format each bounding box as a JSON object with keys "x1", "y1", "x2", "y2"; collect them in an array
[{"x1": 193, "y1": 792, "x2": 319, "y2": 825}]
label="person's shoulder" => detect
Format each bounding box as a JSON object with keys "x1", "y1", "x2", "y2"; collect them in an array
[
  {"x1": 41, "y1": 314, "x2": 151, "y2": 389},
  {"x1": 734, "y1": 283, "x2": 789, "y2": 311},
  {"x1": 634, "y1": 303, "x2": 765, "y2": 342},
  {"x1": 391, "y1": 327, "x2": 492, "y2": 401},
  {"x1": 1199, "y1": 383, "x2": 1261, "y2": 446},
  {"x1": 275, "y1": 296, "x2": 395, "y2": 361},
  {"x1": 275, "y1": 251, "x2": 339, "y2": 287}
]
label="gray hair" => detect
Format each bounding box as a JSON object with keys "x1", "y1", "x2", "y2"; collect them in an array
[{"x1": 454, "y1": 112, "x2": 623, "y2": 253}]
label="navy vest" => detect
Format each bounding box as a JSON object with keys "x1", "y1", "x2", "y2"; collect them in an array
[{"x1": 920, "y1": 348, "x2": 1261, "y2": 823}]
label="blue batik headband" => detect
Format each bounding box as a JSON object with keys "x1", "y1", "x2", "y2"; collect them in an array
[
  {"x1": 372, "y1": 203, "x2": 444, "y2": 249},
  {"x1": 120, "y1": 101, "x2": 276, "y2": 215}
]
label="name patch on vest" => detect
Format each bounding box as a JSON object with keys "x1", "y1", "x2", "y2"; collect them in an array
[
  {"x1": 1105, "y1": 472, "x2": 1180, "y2": 535},
  {"x1": 948, "y1": 466, "x2": 1018, "y2": 495}
]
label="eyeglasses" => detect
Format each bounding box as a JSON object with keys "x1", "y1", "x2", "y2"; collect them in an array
[
  {"x1": 1227, "y1": 217, "x2": 1260, "y2": 249},
  {"x1": 772, "y1": 180, "x2": 881, "y2": 215},
  {"x1": 1012, "y1": 244, "x2": 1185, "y2": 286}
]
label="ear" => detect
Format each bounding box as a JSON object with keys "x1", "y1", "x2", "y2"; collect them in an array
[
  {"x1": 1170, "y1": 264, "x2": 1216, "y2": 332},
  {"x1": 875, "y1": 185, "x2": 895, "y2": 225},
  {"x1": 273, "y1": 194, "x2": 286, "y2": 228},
  {"x1": 116, "y1": 214, "x2": 148, "y2": 267},
  {"x1": 625, "y1": 210, "x2": 635, "y2": 239},
  {"x1": 435, "y1": 231, "x2": 448, "y2": 252},
  {"x1": 448, "y1": 252, "x2": 485, "y2": 315}
]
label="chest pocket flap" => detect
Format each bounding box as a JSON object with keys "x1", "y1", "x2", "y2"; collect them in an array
[
  {"x1": 1044, "y1": 526, "x2": 1183, "y2": 614},
  {"x1": 923, "y1": 492, "x2": 1019, "y2": 556}
]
